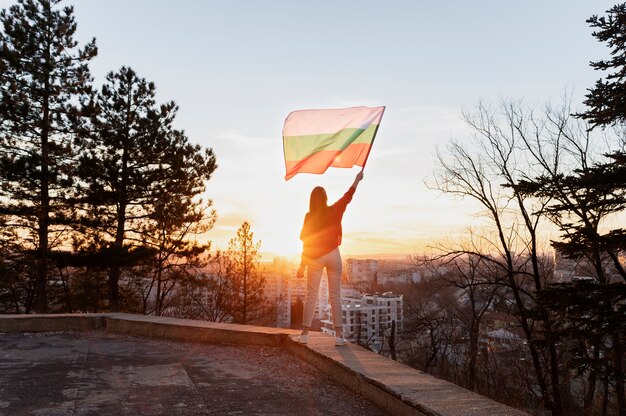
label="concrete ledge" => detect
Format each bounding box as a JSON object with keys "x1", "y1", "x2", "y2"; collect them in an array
[
  {"x1": 285, "y1": 333, "x2": 529, "y2": 416},
  {"x1": 0, "y1": 314, "x2": 528, "y2": 416},
  {"x1": 0, "y1": 313, "x2": 108, "y2": 332},
  {"x1": 284, "y1": 336, "x2": 428, "y2": 416},
  {"x1": 0, "y1": 313, "x2": 299, "y2": 346},
  {"x1": 105, "y1": 313, "x2": 298, "y2": 347}
]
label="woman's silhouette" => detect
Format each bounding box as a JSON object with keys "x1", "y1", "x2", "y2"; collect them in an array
[{"x1": 296, "y1": 171, "x2": 364, "y2": 346}]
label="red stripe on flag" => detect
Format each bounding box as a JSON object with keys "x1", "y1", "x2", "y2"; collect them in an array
[{"x1": 285, "y1": 143, "x2": 371, "y2": 180}]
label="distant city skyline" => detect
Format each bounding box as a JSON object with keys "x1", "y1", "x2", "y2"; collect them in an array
[{"x1": 1, "y1": 0, "x2": 617, "y2": 259}]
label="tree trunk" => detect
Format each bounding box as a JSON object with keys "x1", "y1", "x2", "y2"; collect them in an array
[
  {"x1": 389, "y1": 320, "x2": 397, "y2": 361},
  {"x1": 517, "y1": 203, "x2": 563, "y2": 415},
  {"x1": 243, "y1": 242, "x2": 248, "y2": 324},
  {"x1": 109, "y1": 201, "x2": 125, "y2": 312},
  {"x1": 495, "y1": 216, "x2": 556, "y2": 414},
  {"x1": 108, "y1": 266, "x2": 120, "y2": 312},
  {"x1": 155, "y1": 257, "x2": 163, "y2": 316},
  {"x1": 467, "y1": 323, "x2": 479, "y2": 391},
  {"x1": 613, "y1": 331, "x2": 626, "y2": 416},
  {"x1": 108, "y1": 116, "x2": 131, "y2": 312},
  {"x1": 36, "y1": 51, "x2": 51, "y2": 314},
  {"x1": 583, "y1": 347, "x2": 599, "y2": 415}
]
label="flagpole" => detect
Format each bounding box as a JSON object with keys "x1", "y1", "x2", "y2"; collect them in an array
[{"x1": 360, "y1": 106, "x2": 385, "y2": 173}]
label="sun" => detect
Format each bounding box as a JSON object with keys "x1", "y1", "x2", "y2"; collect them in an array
[{"x1": 258, "y1": 226, "x2": 301, "y2": 259}]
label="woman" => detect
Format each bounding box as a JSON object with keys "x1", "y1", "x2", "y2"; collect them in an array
[{"x1": 296, "y1": 171, "x2": 364, "y2": 346}]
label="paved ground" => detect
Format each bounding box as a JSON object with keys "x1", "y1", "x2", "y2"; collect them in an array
[{"x1": 0, "y1": 331, "x2": 388, "y2": 416}]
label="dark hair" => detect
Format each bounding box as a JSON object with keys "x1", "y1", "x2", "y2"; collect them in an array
[
  {"x1": 308, "y1": 186, "x2": 329, "y2": 229},
  {"x1": 309, "y1": 186, "x2": 327, "y2": 213}
]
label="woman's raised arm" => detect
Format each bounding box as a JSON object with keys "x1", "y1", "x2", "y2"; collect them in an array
[{"x1": 351, "y1": 171, "x2": 364, "y2": 190}]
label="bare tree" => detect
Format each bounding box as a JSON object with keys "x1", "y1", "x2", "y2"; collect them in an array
[
  {"x1": 171, "y1": 253, "x2": 235, "y2": 323},
  {"x1": 427, "y1": 97, "x2": 615, "y2": 415},
  {"x1": 439, "y1": 254, "x2": 499, "y2": 391},
  {"x1": 399, "y1": 278, "x2": 456, "y2": 375}
]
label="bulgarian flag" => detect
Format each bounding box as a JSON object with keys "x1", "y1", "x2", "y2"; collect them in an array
[{"x1": 282, "y1": 106, "x2": 385, "y2": 180}]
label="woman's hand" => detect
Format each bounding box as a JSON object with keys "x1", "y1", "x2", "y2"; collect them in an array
[{"x1": 352, "y1": 171, "x2": 364, "y2": 188}]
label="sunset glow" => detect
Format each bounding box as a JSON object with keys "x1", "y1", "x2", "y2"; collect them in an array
[
  {"x1": 49, "y1": 0, "x2": 619, "y2": 259},
  {"x1": 2, "y1": 2, "x2": 624, "y2": 414}
]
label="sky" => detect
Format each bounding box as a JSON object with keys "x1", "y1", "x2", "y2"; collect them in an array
[{"x1": 1, "y1": 0, "x2": 618, "y2": 260}]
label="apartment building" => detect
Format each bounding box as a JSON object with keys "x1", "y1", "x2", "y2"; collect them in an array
[
  {"x1": 376, "y1": 270, "x2": 420, "y2": 286},
  {"x1": 345, "y1": 259, "x2": 378, "y2": 286},
  {"x1": 321, "y1": 292, "x2": 403, "y2": 348}
]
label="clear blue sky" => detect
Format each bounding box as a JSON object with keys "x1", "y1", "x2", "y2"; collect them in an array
[{"x1": 1, "y1": 0, "x2": 618, "y2": 258}]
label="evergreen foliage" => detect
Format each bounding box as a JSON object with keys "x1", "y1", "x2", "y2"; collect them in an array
[
  {"x1": 535, "y1": 282, "x2": 626, "y2": 415},
  {"x1": 75, "y1": 66, "x2": 217, "y2": 312},
  {"x1": 0, "y1": 0, "x2": 218, "y2": 316},
  {"x1": 0, "y1": 0, "x2": 97, "y2": 312},
  {"x1": 536, "y1": 282, "x2": 626, "y2": 382},
  {"x1": 581, "y1": 3, "x2": 626, "y2": 128},
  {"x1": 225, "y1": 221, "x2": 271, "y2": 325},
  {"x1": 516, "y1": 4, "x2": 626, "y2": 413},
  {"x1": 516, "y1": 156, "x2": 626, "y2": 283}
]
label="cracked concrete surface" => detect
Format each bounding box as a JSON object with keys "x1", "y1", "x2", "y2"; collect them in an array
[{"x1": 0, "y1": 331, "x2": 388, "y2": 416}]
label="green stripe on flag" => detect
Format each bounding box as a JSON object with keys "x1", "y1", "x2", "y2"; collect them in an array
[{"x1": 283, "y1": 124, "x2": 378, "y2": 161}]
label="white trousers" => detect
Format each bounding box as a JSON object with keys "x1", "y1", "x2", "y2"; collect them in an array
[{"x1": 302, "y1": 247, "x2": 343, "y2": 330}]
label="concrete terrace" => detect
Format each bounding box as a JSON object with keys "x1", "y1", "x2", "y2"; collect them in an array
[
  {"x1": 0, "y1": 314, "x2": 530, "y2": 416},
  {"x1": 0, "y1": 331, "x2": 386, "y2": 416}
]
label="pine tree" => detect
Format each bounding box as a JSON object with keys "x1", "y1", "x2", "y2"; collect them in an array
[
  {"x1": 76, "y1": 66, "x2": 216, "y2": 312},
  {"x1": 0, "y1": 0, "x2": 97, "y2": 312},
  {"x1": 517, "y1": 103, "x2": 626, "y2": 416},
  {"x1": 581, "y1": 3, "x2": 626, "y2": 128},
  {"x1": 576, "y1": 3, "x2": 626, "y2": 272},
  {"x1": 225, "y1": 221, "x2": 270, "y2": 324},
  {"x1": 517, "y1": 5, "x2": 626, "y2": 413},
  {"x1": 143, "y1": 140, "x2": 217, "y2": 315},
  {"x1": 576, "y1": 3, "x2": 626, "y2": 275},
  {"x1": 535, "y1": 281, "x2": 626, "y2": 415}
]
